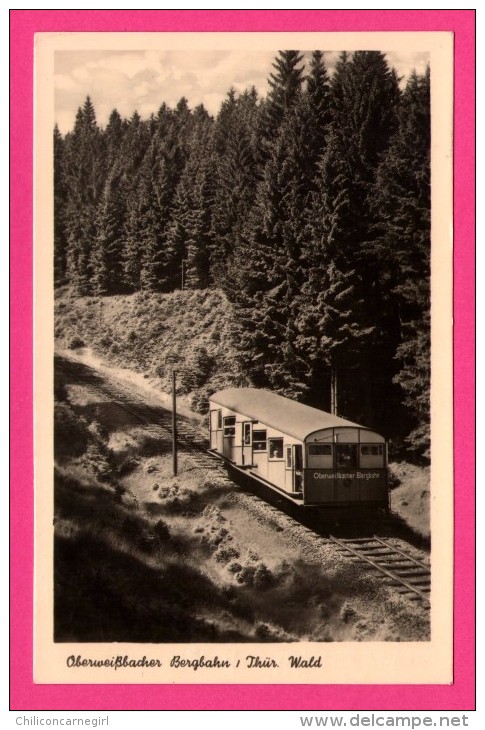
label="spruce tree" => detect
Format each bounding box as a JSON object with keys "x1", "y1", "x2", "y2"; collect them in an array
[
  {"x1": 64, "y1": 97, "x2": 105, "y2": 295},
  {"x1": 211, "y1": 88, "x2": 260, "y2": 284},
  {"x1": 119, "y1": 111, "x2": 154, "y2": 290},
  {"x1": 231, "y1": 53, "x2": 333, "y2": 398},
  {"x1": 53, "y1": 124, "x2": 68, "y2": 285},
  {"x1": 257, "y1": 50, "x2": 305, "y2": 160},
  {"x1": 165, "y1": 112, "x2": 216, "y2": 291},
  {"x1": 91, "y1": 166, "x2": 126, "y2": 295},
  {"x1": 371, "y1": 68, "x2": 431, "y2": 456},
  {"x1": 303, "y1": 52, "x2": 400, "y2": 426}
]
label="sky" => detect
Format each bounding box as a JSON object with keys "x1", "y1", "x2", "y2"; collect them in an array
[{"x1": 54, "y1": 49, "x2": 430, "y2": 135}]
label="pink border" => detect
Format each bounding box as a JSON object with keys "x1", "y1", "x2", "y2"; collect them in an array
[{"x1": 10, "y1": 10, "x2": 475, "y2": 711}]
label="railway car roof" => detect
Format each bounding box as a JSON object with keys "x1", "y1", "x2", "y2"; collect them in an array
[{"x1": 210, "y1": 388, "x2": 368, "y2": 442}]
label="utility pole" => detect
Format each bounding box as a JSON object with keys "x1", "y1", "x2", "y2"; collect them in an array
[
  {"x1": 330, "y1": 366, "x2": 338, "y2": 416},
  {"x1": 181, "y1": 259, "x2": 188, "y2": 291},
  {"x1": 166, "y1": 354, "x2": 179, "y2": 476},
  {"x1": 172, "y1": 368, "x2": 178, "y2": 476}
]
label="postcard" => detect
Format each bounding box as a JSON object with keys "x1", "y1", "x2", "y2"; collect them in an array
[{"x1": 10, "y1": 10, "x2": 475, "y2": 711}]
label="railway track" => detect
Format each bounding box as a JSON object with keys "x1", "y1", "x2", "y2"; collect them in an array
[
  {"x1": 57, "y1": 355, "x2": 431, "y2": 607},
  {"x1": 56, "y1": 355, "x2": 233, "y2": 480},
  {"x1": 328, "y1": 535, "x2": 431, "y2": 607}
]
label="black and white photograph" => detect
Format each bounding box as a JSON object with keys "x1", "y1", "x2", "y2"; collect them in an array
[{"x1": 33, "y1": 31, "x2": 454, "y2": 684}]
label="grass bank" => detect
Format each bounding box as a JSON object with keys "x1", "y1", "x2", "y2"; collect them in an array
[{"x1": 55, "y1": 286, "x2": 246, "y2": 413}]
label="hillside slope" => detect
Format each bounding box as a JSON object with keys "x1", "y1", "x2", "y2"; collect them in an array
[
  {"x1": 55, "y1": 287, "x2": 430, "y2": 539},
  {"x1": 54, "y1": 353, "x2": 430, "y2": 643},
  {"x1": 55, "y1": 287, "x2": 246, "y2": 413}
]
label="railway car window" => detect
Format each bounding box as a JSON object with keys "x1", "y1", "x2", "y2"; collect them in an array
[
  {"x1": 217, "y1": 410, "x2": 222, "y2": 429},
  {"x1": 223, "y1": 416, "x2": 236, "y2": 437},
  {"x1": 359, "y1": 443, "x2": 384, "y2": 467},
  {"x1": 336, "y1": 444, "x2": 358, "y2": 468},
  {"x1": 243, "y1": 422, "x2": 251, "y2": 445},
  {"x1": 308, "y1": 444, "x2": 332, "y2": 456},
  {"x1": 269, "y1": 438, "x2": 284, "y2": 460},
  {"x1": 361, "y1": 445, "x2": 383, "y2": 456},
  {"x1": 253, "y1": 430, "x2": 267, "y2": 451},
  {"x1": 286, "y1": 446, "x2": 292, "y2": 469},
  {"x1": 307, "y1": 443, "x2": 333, "y2": 468}
]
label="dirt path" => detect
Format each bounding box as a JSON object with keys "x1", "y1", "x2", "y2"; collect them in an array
[{"x1": 54, "y1": 351, "x2": 431, "y2": 643}]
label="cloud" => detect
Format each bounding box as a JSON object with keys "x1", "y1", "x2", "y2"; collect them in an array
[
  {"x1": 55, "y1": 49, "x2": 276, "y2": 131},
  {"x1": 386, "y1": 50, "x2": 430, "y2": 84},
  {"x1": 54, "y1": 48, "x2": 430, "y2": 134},
  {"x1": 95, "y1": 52, "x2": 156, "y2": 79},
  {"x1": 54, "y1": 74, "x2": 79, "y2": 92}
]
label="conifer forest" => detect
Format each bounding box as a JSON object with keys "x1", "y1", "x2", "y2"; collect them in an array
[{"x1": 54, "y1": 51, "x2": 431, "y2": 460}]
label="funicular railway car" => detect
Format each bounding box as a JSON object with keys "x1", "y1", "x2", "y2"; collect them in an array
[{"x1": 209, "y1": 388, "x2": 389, "y2": 511}]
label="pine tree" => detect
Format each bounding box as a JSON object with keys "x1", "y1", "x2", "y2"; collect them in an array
[
  {"x1": 231, "y1": 107, "x2": 316, "y2": 397},
  {"x1": 119, "y1": 111, "x2": 155, "y2": 290},
  {"x1": 164, "y1": 111, "x2": 216, "y2": 291},
  {"x1": 211, "y1": 88, "x2": 260, "y2": 284},
  {"x1": 53, "y1": 124, "x2": 68, "y2": 285},
  {"x1": 257, "y1": 50, "x2": 305, "y2": 161},
  {"x1": 64, "y1": 97, "x2": 105, "y2": 294},
  {"x1": 306, "y1": 50, "x2": 332, "y2": 143},
  {"x1": 104, "y1": 108, "x2": 125, "y2": 166},
  {"x1": 138, "y1": 146, "x2": 177, "y2": 292},
  {"x1": 371, "y1": 68, "x2": 431, "y2": 456},
  {"x1": 230, "y1": 54, "x2": 333, "y2": 398},
  {"x1": 301, "y1": 52, "x2": 401, "y2": 426},
  {"x1": 297, "y1": 126, "x2": 373, "y2": 412},
  {"x1": 266, "y1": 50, "x2": 305, "y2": 128},
  {"x1": 90, "y1": 166, "x2": 126, "y2": 295}
]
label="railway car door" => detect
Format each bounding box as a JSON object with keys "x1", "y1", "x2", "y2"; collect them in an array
[
  {"x1": 285, "y1": 445, "x2": 303, "y2": 493},
  {"x1": 242, "y1": 421, "x2": 252, "y2": 467},
  {"x1": 223, "y1": 416, "x2": 236, "y2": 460},
  {"x1": 293, "y1": 445, "x2": 303, "y2": 492}
]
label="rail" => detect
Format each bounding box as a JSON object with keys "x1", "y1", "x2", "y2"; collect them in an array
[{"x1": 328, "y1": 535, "x2": 430, "y2": 606}]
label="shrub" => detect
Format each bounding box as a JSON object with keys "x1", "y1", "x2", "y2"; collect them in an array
[
  {"x1": 68, "y1": 335, "x2": 85, "y2": 349},
  {"x1": 236, "y1": 564, "x2": 256, "y2": 586},
  {"x1": 205, "y1": 526, "x2": 229, "y2": 549},
  {"x1": 253, "y1": 562, "x2": 273, "y2": 590},
  {"x1": 180, "y1": 346, "x2": 216, "y2": 394},
  {"x1": 97, "y1": 334, "x2": 113, "y2": 349},
  {"x1": 227, "y1": 561, "x2": 242, "y2": 574},
  {"x1": 54, "y1": 402, "x2": 88, "y2": 459},
  {"x1": 116, "y1": 454, "x2": 140, "y2": 477},
  {"x1": 235, "y1": 559, "x2": 273, "y2": 590},
  {"x1": 153, "y1": 519, "x2": 171, "y2": 542},
  {"x1": 114, "y1": 484, "x2": 127, "y2": 502},
  {"x1": 202, "y1": 505, "x2": 225, "y2": 523},
  {"x1": 81, "y1": 442, "x2": 112, "y2": 480},
  {"x1": 87, "y1": 420, "x2": 108, "y2": 442},
  {"x1": 254, "y1": 621, "x2": 290, "y2": 641},
  {"x1": 190, "y1": 390, "x2": 210, "y2": 414},
  {"x1": 339, "y1": 602, "x2": 357, "y2": 624},
  {"x1": 214, "y1": 546, "x2": 240, "y2": 564},
  {"x1": 158, "y1": 483, "x2": 179, "y2": 500}
]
